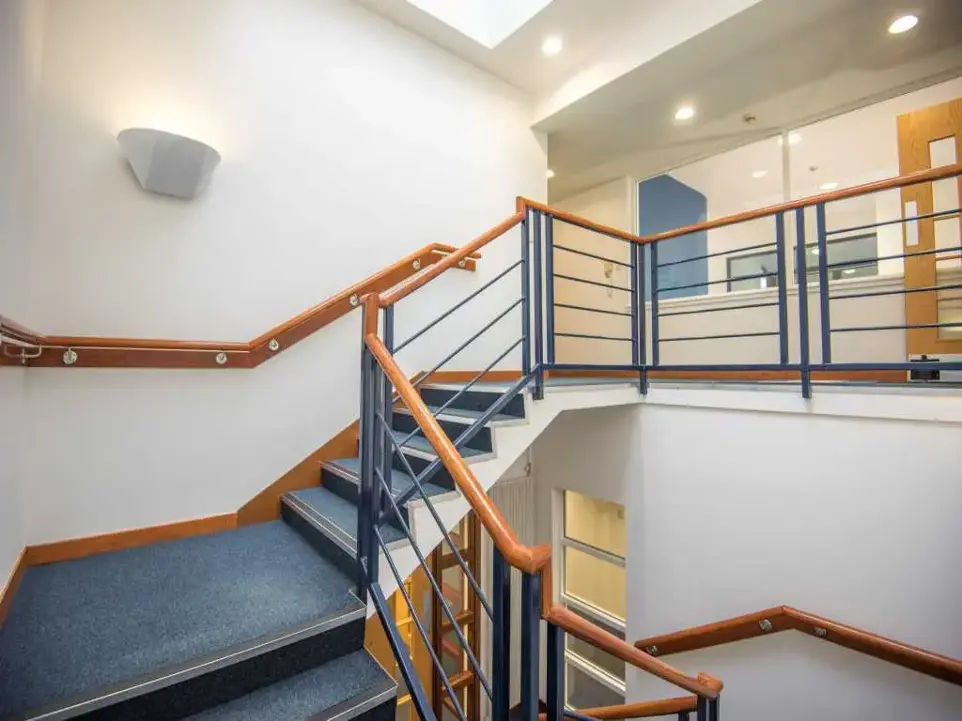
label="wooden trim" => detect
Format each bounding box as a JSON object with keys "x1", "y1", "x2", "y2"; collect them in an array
[
  {"x1": 520, "y1": 163, "x2": 962, "y2": 245},
  {"x1": 634, "y1": 605, "x2": 962, "y2": 686},
  {"x1": 0, "y1": 548, "x2": 28, "y2": 626},
  {"x1": 25, "y1": 513, "x2": 238, "y2": 566},
  {"x1": 1, "y1": 244, "x2": 475, "y2": 370},
  {"x1": 236, "y1": 421, "x2": 359, "y2": 525},
  {"x1": 538, "y1": 697, "x2": 698, "y2": 720},
  {"x1": 424, "y1": 369, "x2": 523, "y2": 385},
  {"x1": 380, "y1": 212, "x2": 524, "y2": 307},
  {"x1": 545, "y1": 605, "x2": 720, "y2": 699}
]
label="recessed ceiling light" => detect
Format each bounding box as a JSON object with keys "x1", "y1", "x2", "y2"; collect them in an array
[
  {"x1": 546, "y1": 168, "x2": 556, "y2": 180},
  {"x1": 820, "y1": 181, "x2": 839, "y2": 191},
  {"x1": 888, "y1": 15, "x2": 918, "y2": 34},
  {"x1": 778, "y1": 132, "x2": 802, "y2": 146},
  {"x1": 674, "y1": 105, "x2": 695, "y2": 121},
  {"x1": 752, "y1": 170, "x2": 768, "y2": 179},
  {"x1": 541, "y1": 36, "x2": 563, "y2": 56}
]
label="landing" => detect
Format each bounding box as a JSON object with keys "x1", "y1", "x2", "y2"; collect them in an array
[{"x1": 0, "y1": 521, "x2": 356, "y2": 717}]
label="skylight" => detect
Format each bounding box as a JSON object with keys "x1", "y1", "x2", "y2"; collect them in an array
[{"x1": 406, "y1": 0, "x2": 555, "y2": 48}]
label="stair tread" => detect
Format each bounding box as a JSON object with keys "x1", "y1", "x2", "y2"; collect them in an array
[
  {"x1": 399, "y1": 405, "x2": 517, "y2": 424},
  {"x1": 326, "y1": 457, "x2": 451, "y2": 500},
  {"x1": 0, "y1": 521, "x2": 356, "y2": 718},
  {"x1": 289, "y1": 486, "x2": 405, "y2": 546},
  {"x1": 184, "y1": 649, "x2": 394, "y2": 720},
  {"x1": 392, "y1": 430, "x2": 487, "y2": 457}
]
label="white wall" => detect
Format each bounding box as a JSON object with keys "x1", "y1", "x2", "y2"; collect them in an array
[
  {"x1": 0, "y1": 0, "x2": 44, "y2": 586},
  {"x1": 24, "y1": 0, "x2": 545, "y2": 544},
  {"x1": 531, "y1": 391, "x2": 962, "y2": 721}
]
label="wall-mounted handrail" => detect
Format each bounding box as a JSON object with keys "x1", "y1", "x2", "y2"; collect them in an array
[
  {"x1": 0, "y1": 243, "x2": 477, "y2": 369},
  {"x1": 379, "y1": 212, "x2": 524, "y2": 307},
  {"x1": 519, "y1": 162, "x2": 962, "y2": 246},
  {"x1": 537, "y1": 696, "x2": 698, "y2": 720},
  {"x1": 634, "y1": 605, "x2": 962, "y2": 686},
  {"x1": 363, "y1": 330, "x2": 721, "y2": 700}
]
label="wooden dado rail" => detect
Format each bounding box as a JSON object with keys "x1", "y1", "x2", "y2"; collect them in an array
[
  {"x1": 365, "y1": 326, "x2": 721, "y2": 700},
  {"x1": 0, "y1": 244, "x2": 477, "y2": 370},
  {"x1": 634, "y1": 605, "x2": 962, "y2": 686}
]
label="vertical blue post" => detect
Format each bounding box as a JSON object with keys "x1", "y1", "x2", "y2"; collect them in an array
[
  {"x1": 381, "y1": 305, "x2": 394, "y2": 503},
  {"x1": 795, "y1": 208, "x2": 812, "y2": 399},
  {"x1": 775, "y1": 213, "x2": 789, "y2": 365},
  {"x1": 638, "y1": 242, "x2": 648, "y2": 394},
  {"x1": 521, "y1": 212, "x2": 531, "y2": 377},
  {"x1": 696, "y1": 697, "x2": 708, "y2": 721},
  {"x1": 546, "y1": 622, "x2": 564, "y2": 721},
  {"x1": 545, "y1": 215, "x2": 556, "y2": 367},
  {"x1": 492, "y1": 548, "x2": 511, "y2": 721},
  {"x1": 532, "y1": 211, "x2": 545, "y2": 400},
  {"x1": 520, "y1": 571, "x2": 541, "y2": 721},
  {"x1": 649, "y1": 243, "x2": 660, "y2": 368},
  {"x1": 815, "y1": 202, "x2": 832, "y2": 363},
  {"x1": 357, "y1": 342, "x2": 376, "y2": 600},
  {"x1": 678, "y1": 713, "x2": 690, "y2": 721},
  {"x1": 630, "y1": 242, "x2": 639, "y2": 367},
  {"x1": 708, "y1": 698, "x2": 719, "y2": 721}
]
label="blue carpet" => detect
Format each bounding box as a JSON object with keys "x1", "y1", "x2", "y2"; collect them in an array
[
  {"x1": 393, "y1": 431, "x2": 487, "y2": 457},
  {"x1": 0, "y1": 521, "x2": 356, "y2": 717},
  {"x1": 290, "y1": 486, "x2": 404, "y2": 545},
  {"x1": 185, "y1": 649, "x2": 393, "y2": 720},
  {"x1": 423, "y1": 406, "x2": 517, "y2": 423},
  {"x1": 328, "y1": 457, "x2": 450, "y2": 500}
]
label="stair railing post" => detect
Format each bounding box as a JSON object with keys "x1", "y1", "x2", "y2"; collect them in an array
[
  {"x1": 357, "y1": 336, "x2": 376, "y2": 601},
  {"x1": 545, "y1": 213, "x2": 556, "y2": 370},
  {"x1": 532, "y1": 210, "x2": 545, "y2": 400},
  {"x1": 815, "y1": 201, "x2": 832, "y2": 365},
  {"x1": 794, "y1": 208, "x2": 812, "y2": 398},
  {"x1": 775, "y1": 212, "x2": 790, "y2": 366},
  {"x1": 380, "y1": 305, "x2": 395, "y2": 516},
  {"x1": 649, "y1": 242, "x2": 660, "y2": 369},
  {"x1": 521, "y1": 211, "x2": 531, "y2": 378},
  {"x1": 492, "y1": 547, "x2": 512, "y2": 721},
  {"x1": 520, "y1": 570, "x2": 542, "y2": 721},
  {"x1": 546, "y1": 621, "x2": 565, "y2": 721}
]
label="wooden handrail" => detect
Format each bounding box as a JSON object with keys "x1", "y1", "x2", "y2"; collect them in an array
[
  {"x1": 379, "y1": 212, "x2": 524, "y2": 307},
  {"x1": 635, "y1": 605, "x2": 962, "y2": 686},
  {"x1": 537, "y1": 696, "x2": 698, "y2": 720},
  {"x1": 0, "y1": 243, "x2": 476, "y2": 369},
  {"x1": 364, "y1": 330, "x2": 721, "y2": 700},
  {"x1": 519, "y1": 162, "x2": 962, "y2": 245}
]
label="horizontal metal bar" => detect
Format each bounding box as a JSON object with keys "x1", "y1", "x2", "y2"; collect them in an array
[
  {"x1": 659, "y1": 300, "x2": 780, "y2": 318},
  {"x1": 653, "y1": 363, "x2": 798, "y2": 372},
  {"x1": 555, "y1": 302, "x2": 632, "y2": 317},
  {"x1": 551, "y1": 214, "x2": 640, "y2": 246},
  {"x1": 658, "y1": 270, "x2": 771, "y2": 294},
  {"x1": 547, "y1": 363, "x2": 641, "y2": 372},
  {"x1": 395, "y1": 260, "x2": 523, "y2": 352},
  {"x1": 412, "y1": 299, "x2": 523, "y2": 389},
  {"x1": 555, "y1": 332, "x2": 633, "y2": 342},
  {"x1": 428, "y1": 338, "x2": 525, "y2": 422},
  {"x1": 832, "y1": 283, "x2": 962, "y2": 301},
  {"x1": 659, "y1": 331, "x2": 779, "y2": 343},
  {"x1": 374, "y1": 527, "x2": 467, "y2": 720},
  {"x1": 553, "y1": 244, "x2": 632, "y2": 268},
  {"x1": 832, "y1": 322, "x2": 962, "y2": 333},
  {"x1": 824, "y1": 243, "x2": 961, "y2": 270},
  {"x1": 826, "y1": 207, "x2": 961, "y2": 237},
  {"x1": 657, "y1": 240, "x2": 776, "y2": 268},
  {"x1": 555, "y1": 273, "x2": 632, "y2": 293},
  {"x1": 810, "y1": 361, "x2": 962, "y2": 371}
]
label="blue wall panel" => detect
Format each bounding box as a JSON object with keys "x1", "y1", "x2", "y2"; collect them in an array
[{"x1": 639, "y1": 175, "x2": 708, "y2": 299}]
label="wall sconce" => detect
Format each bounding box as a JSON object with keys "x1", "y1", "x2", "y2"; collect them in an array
[{"x1": 118, "y1": 128, "x2": 220, "y2": 200}]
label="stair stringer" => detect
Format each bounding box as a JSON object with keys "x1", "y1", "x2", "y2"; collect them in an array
[{"x1": 369, "y1": 381, "x2": 643, "y2": 614}]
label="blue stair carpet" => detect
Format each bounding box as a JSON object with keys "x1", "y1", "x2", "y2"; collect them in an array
[
  {"x1": 288, "y1": 486, "x2": 405, "y2": 545},
  {"x1": 0, "y1": 521, "x2": 356, "y2": 717},
  {"x1": 326, "y1": 457, "x2": 450, "y2": 501},
  {"x1": 185, "y1": 650, "x2": 392, "y2": 720}
]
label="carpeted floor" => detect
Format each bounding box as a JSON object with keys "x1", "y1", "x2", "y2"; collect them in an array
[
  {"x1": 0, "y1": 521, "x2": 356, "y2": 717},
  {"x1": 290, "y1": 486, "x2": 405, "y2": 544},
  {"x1": 184, "y1": 649, "x2": 392, "y2": 720}
]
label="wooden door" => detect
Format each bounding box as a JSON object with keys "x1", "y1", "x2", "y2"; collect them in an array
[{"x1": 896, "y1": 98, "x2": 962, "y2": 355}]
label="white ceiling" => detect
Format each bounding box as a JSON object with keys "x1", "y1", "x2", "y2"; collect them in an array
[
  {"x1": 543, "y1": 0, "x2": 962, "y2": 199},
  {"x1": 354, "y1": 0, "x2": 661, "y2": 95}
]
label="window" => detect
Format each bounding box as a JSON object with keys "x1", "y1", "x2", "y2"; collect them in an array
[
  {"x1": 726, "y1": 250, "x2": 780, "y2": 292},
  {"x1": 560, "y1": 490, "x2": 627, "y2": 708}
]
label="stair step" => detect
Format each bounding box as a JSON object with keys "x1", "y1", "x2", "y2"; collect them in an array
[
  {"x1": 0, "y1": 522, "x2": 362, "y2": 721},
  {"x1": 282, "y1": 487, "x2": 404, "y2": 578},
  {"x1": 184, "y1": 649, "x2": 396, "y2": 721},
  {"x1": 322, "y1": 458, "x2": 452, "y2": 530},
  {"x1": 418, "y1": 384, "x2": 526, "y2": 419},
  {"x1": 391, "y1": 411, "x2": 493, "y2": 452}
]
